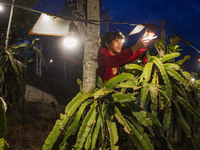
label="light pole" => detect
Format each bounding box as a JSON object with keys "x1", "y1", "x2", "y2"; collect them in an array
[
  {"x1": 35, "y1": 38, "x2": 42, "y2": 76},
  {"x1": 5, "y1": 0, "x2": 15, "y2": 49}
]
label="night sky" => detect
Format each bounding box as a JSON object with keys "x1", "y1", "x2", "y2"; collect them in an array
[
  {"x1": 101, "y1": 0, "x2": 200, "y2": 48},
  {"x1": 35, "y1": 0, "x2": 200, "y2": 74},
  {"x1": 36, "y1": 0, "x2": 200, "y2": 47}
]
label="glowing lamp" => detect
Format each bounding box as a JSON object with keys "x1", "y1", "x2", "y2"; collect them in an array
[
  {"x1": 122, "y1": 38, "x2": 125, "y2": 43},
  {"x1": 143, "y1": 32, "x2": 157, "y2": 40},
  {"x1": 191, "y1": 77, "x2": 195, "y2": 82},
  {"x1": 43, "y1": 14, "x2": 52, "y2": 21},
  {"x1": 119, "y1": 32, "x2": 125, "y2": 44},
  {"x1": 0, "y1": 5, "x2": 3, "y2": 11},
  {"x1": 63, "y1": 37, "x2": 78, "y2": 49}
]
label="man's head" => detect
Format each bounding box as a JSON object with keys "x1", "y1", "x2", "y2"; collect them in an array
[{"x1": 101, "y1": 32, "x2": 123, "y2": 55}]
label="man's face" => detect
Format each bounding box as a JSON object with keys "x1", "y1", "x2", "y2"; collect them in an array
[{"x1": 106, "y1": 38, "x2": 122, "y2": 55}]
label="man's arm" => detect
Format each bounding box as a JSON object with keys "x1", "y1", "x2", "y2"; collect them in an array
[
  {"x1": 97, "y1": 48, "x2": 133, "y2": 68},
  {"x1": 97, "y1": 48, "x2": 143, "y2": 68}
]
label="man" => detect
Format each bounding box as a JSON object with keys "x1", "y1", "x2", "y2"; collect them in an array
[{"x1": 96, "y1": 31, "x2": 154, "y2": 82}]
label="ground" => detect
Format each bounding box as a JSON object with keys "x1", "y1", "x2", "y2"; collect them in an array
[{"x1": 5, "y1": 113, "x2": 56, "y2": 150}]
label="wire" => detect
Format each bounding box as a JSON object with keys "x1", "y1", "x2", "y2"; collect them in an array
[
  {"x1": 0, "y1": 2, "x2": 44, "y2": 14},
  {"x1": 0, "y1": 2, "x2": 139, "y2": 26},
  {"x1": 0, "y1": 2, "x2": 158, "y2": 26},
  {"x1": 165, "y1": 22, "x2": 200, "y2": 53}
]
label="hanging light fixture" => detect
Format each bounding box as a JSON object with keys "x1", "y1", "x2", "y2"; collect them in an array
[
  {"x1": 63, "y1": 21, "x2": 78, "y2": 49},
  {"x1": 119, "y1": 32, "x2": 125, "y2": 43},
  {"x1": 191, "y1": 77, "x2": 195, "y2": 82},
  {"x1": 63, "y1": 36, "x2": 78, "y2": 49}
]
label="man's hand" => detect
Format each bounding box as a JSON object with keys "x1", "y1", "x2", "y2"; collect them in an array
[
  {"x1": 136, "y1": 37, "x2": 150, "y2": 48},
  {"x1": 131, "y1": 31, "x2": 157, "y2": 53}
]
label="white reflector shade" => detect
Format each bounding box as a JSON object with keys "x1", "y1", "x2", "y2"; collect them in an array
[
  {"x1": 129, "y1": 24, "x2": 145, "y2": 35},
  {"x1": 29, "y1": 13, "x2": 77, "y2": 36}
]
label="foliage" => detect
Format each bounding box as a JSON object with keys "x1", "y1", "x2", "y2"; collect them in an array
[
  {"x1": 0, "y1": 0, "x2": 40, "y2": 48},
  {"x1": 0, "y1": 97, "x2": 9, "y2": 150},
  {"x1": 62, "y1": 0, "x2": 86, "y2": 17},
  {"x1": 43, "y1": 74, "x2": 170, "y2": 150},
  {"x1": 9, "y1": 0, "x2": 41, "y2": 45},
  {"x1": 123, "y1": 37, "x2": 200, "y2": 149},
  {"x1": 125, "y1": 59, "x2": 200, "y2": 149},
  {"x1": 0, "y1": 40, "x2": 44, "y2": 120},
  {"x1": 43, "y1": 36, "x2": 200, "y2": 150}
]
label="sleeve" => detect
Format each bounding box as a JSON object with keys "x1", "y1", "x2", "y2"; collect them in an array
[
  {"x1": 127, "y1": 48, "x2": 146, "y2": 63},
  {"x1": 97, "y1": 48, "x2": 146, "y2": 68}
]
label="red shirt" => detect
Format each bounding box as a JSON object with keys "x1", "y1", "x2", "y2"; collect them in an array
[{"x1": 96, "y1": 47, "x2": 146, "y2": 82}]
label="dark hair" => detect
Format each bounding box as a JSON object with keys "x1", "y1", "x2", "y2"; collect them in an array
[{"x1": 101, "y1": 32, "x2": 123, "y2": 48}]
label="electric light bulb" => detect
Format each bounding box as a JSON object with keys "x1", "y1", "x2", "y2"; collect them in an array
[
  {"x1": 63, "y1": 37, "x2": 78, "y2": 48},
  {"x1": 0, "y1": 5, "x2": 3, "y2": 11},
  {"x1": 143, "y1": 32, "x2": 157, "y2": 40}
]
